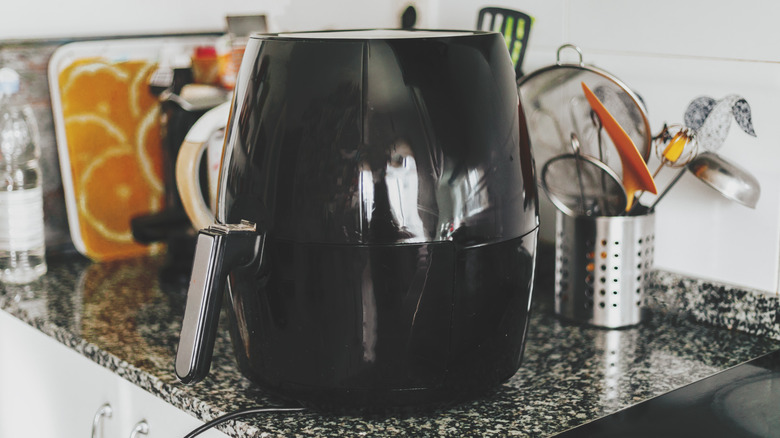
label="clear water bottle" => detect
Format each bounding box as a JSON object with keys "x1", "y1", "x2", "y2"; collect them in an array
[{"x1": 0, "y1": 67, "x2": 46, "y2": 283}]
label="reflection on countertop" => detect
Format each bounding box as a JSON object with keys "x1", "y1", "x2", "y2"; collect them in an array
[{"x1": 1, "y1": 251, "x2": 779, "y2": 437}]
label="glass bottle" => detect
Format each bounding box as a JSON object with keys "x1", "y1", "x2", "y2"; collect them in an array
[{"x1": 0, "y1": 67, "x2": 46, "y2": 283}]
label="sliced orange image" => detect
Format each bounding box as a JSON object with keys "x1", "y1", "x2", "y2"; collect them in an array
[
  {"x1": 59, "y1": 58, "x2": 165, "y2": 261},
  {"x1": 77, "y1": 148, "x2": 160, "y2": 240}
]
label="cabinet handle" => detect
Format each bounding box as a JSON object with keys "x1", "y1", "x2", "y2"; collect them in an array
[
  {"x1": 90, "y1": 403, "x2": 113, "y2": 438},
  {"x1": 129, "y1": 420, "x2": 149, "y2": 438}
]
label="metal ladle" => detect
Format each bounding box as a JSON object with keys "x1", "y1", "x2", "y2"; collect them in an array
[{"x1": 651, "y1": 151, "x2": 761, "y2": 210}]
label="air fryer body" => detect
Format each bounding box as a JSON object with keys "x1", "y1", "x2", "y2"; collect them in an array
[{"x1": 216, "y1": 30, "x2": 539, "y2": 409}]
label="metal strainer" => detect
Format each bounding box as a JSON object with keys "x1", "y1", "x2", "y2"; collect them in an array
[
  {"x1": 519, "y1": 44, "x2": 651, "y2": 184},
  {"x1": 541, "y1": 134, "x2": 627, "y2": 217}
]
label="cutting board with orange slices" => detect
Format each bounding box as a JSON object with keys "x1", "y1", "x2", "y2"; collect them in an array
[{"x1": 49, "y1": 37, "x2": 216, "y2": 261}]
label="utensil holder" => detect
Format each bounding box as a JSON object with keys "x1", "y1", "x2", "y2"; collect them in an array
[{"x1": 554, "y1": 209, "x2": 655, "y2": 328}]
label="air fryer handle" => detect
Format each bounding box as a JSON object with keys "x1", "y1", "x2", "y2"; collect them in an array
[{"x1": 175, "y1": 221, "x2": 264, "y2": 384}]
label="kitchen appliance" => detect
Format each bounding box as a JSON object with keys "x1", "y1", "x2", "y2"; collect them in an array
[
  {"x1": 174, "y1": 29, "x2": 539, "y2": 410},
  {"x1": 130, "y1": 82, "x2": 229, "y2": 285},
  {"x1": 175, "y1": 101, "x2": 231, "y2": 229}
]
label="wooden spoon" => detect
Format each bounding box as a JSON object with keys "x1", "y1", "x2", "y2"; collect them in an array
[{"x1": 581, "y1": 82, "x2": 657, "y2": 212}]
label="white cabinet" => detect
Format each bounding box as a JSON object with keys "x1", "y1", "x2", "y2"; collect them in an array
[{"x1": 0, "y1": 311, "x2": 229, "y2": 438}]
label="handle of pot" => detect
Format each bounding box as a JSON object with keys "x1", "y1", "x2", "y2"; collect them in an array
[
  {"x1": 175, "y1": 221, "x2": 264, "y2": 384},
  {"x1": 175, "y1": 101, "x2": 231, "y2": 230}
]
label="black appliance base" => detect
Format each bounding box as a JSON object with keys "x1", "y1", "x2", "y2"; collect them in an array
[{"x1": 224, "y1": 233, "x2": 538, "y2": 410}]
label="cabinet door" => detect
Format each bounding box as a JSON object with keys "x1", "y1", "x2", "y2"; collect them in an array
[
  {"x1": 0, "y1": 310, "x2": 231, "y2": 438},
  {"x1": 0, "y1": 311, "x2": 121, "y2": 437},
  {"x1": 119, "y1": 379, "x2": 230, "y2": 438}
]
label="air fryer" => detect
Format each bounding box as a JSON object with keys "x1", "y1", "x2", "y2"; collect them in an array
[{"x1": 175, "y1": 29, "x2": 539, "y2": 411}]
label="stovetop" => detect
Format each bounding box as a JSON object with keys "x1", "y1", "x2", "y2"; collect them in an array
[{"x1": 554, "y1": 348, "x2": 780, "y2": 437}]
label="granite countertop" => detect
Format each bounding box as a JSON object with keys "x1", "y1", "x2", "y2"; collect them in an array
[{"x1": 1, "y1": 251, "x2": 779, "y2": 437}]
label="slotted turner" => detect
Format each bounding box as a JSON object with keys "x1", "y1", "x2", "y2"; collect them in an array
[{"x1": 477, "y1": 7, "x2": 533, "y2": 78}]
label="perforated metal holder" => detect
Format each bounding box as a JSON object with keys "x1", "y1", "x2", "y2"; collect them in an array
[{"x1": 554, "y1": 209, "x2": 655, "y2": 328}]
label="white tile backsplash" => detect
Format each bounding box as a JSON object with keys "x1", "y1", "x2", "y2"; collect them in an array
[
  {"x1": 436, "y1": 0, "x2": 567, "y2": 48},
  {"x1": 568, "y1": 0, "x2": 780, "y2": 62},
  {"x1": 0, "y1": 0, "x2": 401, "y2": 40}
]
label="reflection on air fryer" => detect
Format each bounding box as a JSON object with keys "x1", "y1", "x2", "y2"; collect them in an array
[{"x1": 224, "y1": 31, "x2": 537, "y2": 246}]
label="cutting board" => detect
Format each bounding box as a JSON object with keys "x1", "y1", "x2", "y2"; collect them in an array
[{"x1": 49, "y1": 36, "x2": 215, "y2": 261}]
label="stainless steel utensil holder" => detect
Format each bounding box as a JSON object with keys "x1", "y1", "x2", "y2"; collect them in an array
[{"x1": 554, "y1": 210, "x2": 655, "y2": 328}]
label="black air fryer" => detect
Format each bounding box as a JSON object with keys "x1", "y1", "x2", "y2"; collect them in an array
[{"x1": 175, "y1": 29, "x2": 539, "y2": 410}]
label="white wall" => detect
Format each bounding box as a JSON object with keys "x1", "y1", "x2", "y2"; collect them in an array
[
  {"x1": 437, "y1": 0, "x2": 780, "y2": 62},
  {"x1": 0, "y1": 0, "x2": 403, "y2": 40}
]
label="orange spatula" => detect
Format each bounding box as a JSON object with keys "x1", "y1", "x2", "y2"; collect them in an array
[{"x1": 582, "y1": 82, "x2": 657, "y2": 212}]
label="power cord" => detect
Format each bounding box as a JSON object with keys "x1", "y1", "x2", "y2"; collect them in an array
[{"x1": 183, "y1": 406, "x2": 307, "y2": 437}]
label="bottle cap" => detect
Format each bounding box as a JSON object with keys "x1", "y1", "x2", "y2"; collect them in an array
[
  {"x1": 194, "y1": 46, "x2": 218, "y2": 59},
  {"x1": 0, "y1": 68, "x2": 20, "y2": 96}
]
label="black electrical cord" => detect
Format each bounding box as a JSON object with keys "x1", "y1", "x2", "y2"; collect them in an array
[{"x1": 183, "y1": 406, "x2": 307, "y2": 438}]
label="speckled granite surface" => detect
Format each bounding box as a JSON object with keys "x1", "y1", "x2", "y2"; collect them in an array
[
  {"x1": 647, "y1": 270, "x2": 780, "y2": 340},
  {"x1": 1, "y1": 251, "x2": 779, "y2": 437}
]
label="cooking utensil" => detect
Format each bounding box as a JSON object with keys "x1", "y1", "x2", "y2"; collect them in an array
[
  {"x1": 631, "y1": 124, "x2": 698, "y2": 209},
  {"x1": 175, "y1": 101, "x2": 231, "y2": 228},
  {"x1": 652, "y1": 125, "x2": 696, "y2": 177},
  {"x1": 588, "y1": 108, "x2": 615, "y2": 198},
  {"x1": 689, "y1": 152, "x2": 760, "y2": 208},
  {"x1": 651, "y1": 151, "x2": 760, "y2": 209},
  {"x1": 541, "y1": 134, "x2": 627, "y2": 217},
  {"x1": 589, "y1": 105, "x2": 606, "y2": 163},
  {"x1": 582, "y1": 82, "x2": 657, "y2": 212},
  {"x1": 518, "y1": 44, "x2": 651, "y2": 195},
  {"x1": 571, "y1": 133, "x2": 588, "y2": 213},
  {"x1": 661, "y1": 130, "x2": 690, "y2": 163},
  {"x1": 477, "y1": 7, "x2": 532, "y2": 78},
  {"x1": 554, "y1": 209, "x2": 654, "y2": 328}
]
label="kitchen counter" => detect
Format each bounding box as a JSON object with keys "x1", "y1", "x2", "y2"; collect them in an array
[{"x1": 1, "y1": 250, "x2": 779, "y2": 437}]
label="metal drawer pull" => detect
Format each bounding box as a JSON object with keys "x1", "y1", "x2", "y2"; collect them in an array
[
  {"x1": 90, "y1": 403, "x2": 113, "y2": 438},
  {"x1": 129, "y1": 420, "x2": 150, "y2": 438}
]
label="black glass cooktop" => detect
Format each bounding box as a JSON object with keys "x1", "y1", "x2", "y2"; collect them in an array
[{"x1": 554, "y1": 349, "x2": 780, "y2": 438}]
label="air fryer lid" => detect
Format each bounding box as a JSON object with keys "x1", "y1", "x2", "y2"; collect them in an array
[{"x1": 216, "y1": 29, "x2": 538, "y2": 246}]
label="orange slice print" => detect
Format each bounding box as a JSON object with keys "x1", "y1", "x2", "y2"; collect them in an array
[{"x1": 59, "y1": 58, "x2": 165, "y2": 260}]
